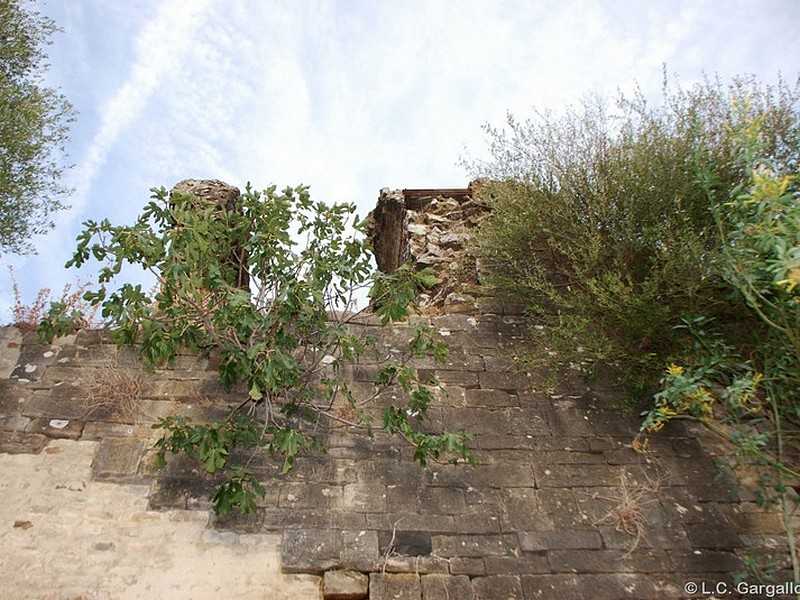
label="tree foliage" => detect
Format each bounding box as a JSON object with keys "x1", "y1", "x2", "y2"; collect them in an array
[
  {"x1": 465, "y1": 75, "x2": 800, "y2": 397},
  {"x1": 0, "y1": 0, "x2": 75, "y2": 254},
  {"x1": 41, "y1": 183, "x2": 475, "y2": 514}
]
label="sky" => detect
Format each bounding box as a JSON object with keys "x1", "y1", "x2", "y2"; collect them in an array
[{"x1": 2, "y1": 0, "x2": 799, "y2": 319}]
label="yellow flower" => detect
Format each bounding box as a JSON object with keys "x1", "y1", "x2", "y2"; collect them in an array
[
  {"x1": 749, "y1": 167, "x2": 793, "y2": 203},
  {"x1": 777, "y1": 267, "x2": 800, "y2": 293},
  {"x1": 666, "y1": 364, "x2": 684, "y2": 377}
]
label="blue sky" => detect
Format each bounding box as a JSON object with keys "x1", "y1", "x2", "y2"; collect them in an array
[{"x1": 2, "y1": 0, "x2": 799, "y2": 318}]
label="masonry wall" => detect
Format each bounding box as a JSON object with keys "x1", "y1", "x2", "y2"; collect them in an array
[
  {"x1": 0, "y1": 315, "x2": 791, "y2": 599},
  {"x1": 0, "y1": 181, "x2": 792, "y2": 599}
]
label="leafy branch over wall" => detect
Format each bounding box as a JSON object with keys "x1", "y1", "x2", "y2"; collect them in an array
[{"x1": 40, "y1": 183, "x2": 475, "y2": 514}]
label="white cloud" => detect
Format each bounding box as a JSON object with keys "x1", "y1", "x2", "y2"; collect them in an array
[
  {"x1": 3, "y1": 0, "x2": 798, "y2": 320},
  {"x1": 66, "y1": 0, "x2": 212, "y2": 219}
]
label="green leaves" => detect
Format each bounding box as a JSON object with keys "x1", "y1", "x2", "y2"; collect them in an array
[
  {"x1": 0, "y1": 1, "x2": 76, "y2": 254},
  {"x1": 50, "y1": 180, "x2": 476, "y2": 515},
  {"x1": 466, "y1": 75, "x2": 800, "y2": 401},
  {"x1": 369, "y1": 264, "x2": 440, "y2": 325}
]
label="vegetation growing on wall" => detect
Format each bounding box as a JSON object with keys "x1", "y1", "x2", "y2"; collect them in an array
[
  {"x1": 466, "y1": 73, "x2": 800, "y2": 578},
  {"x1": 40, "y1": 183, "x2": 475, "y2": 514},
  {"x1": 638, "y1": 114, "x2": 800, "y2": 581},
  {"x1": 465, "y1": 75, "x2": 799, "y2": 400}
]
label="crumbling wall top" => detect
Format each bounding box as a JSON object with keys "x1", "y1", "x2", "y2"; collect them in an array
[{"x1": 366, "y1": 181, "x2": 500, "y2": 314}]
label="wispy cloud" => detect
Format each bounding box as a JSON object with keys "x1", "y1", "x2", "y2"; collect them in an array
[
  {"x1": 66, "y1": 0, "x2": 212, "y2": 219},
  {"x1": 3, "y1": 0, "x2": 798, "y2": 321}
]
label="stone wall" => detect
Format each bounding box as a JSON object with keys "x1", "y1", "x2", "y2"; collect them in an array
[
  {"x1": 0, "y1": 180, "x2": 793, "y2": 599},
  {"x1": 0, "y1": 319, "x2": 791, "y2": 599}
]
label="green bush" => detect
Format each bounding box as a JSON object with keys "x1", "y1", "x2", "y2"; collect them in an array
[
  {"x1": 42, "y1": 183, "x2": 475, "y2": 514},
  {"x1": 466, "y1": 75, "x2": 799, "y2": 398},
  {"x1": 639, "y1": 115, "x2": 800, "y2": 581}
]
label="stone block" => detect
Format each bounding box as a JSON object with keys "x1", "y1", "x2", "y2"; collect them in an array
[
  {"x1": 431, "y1": 534, "x2": 520, "y2": 558},
  {"x1": 471, "y1": 575, "x2": 524, "y2": 599},
  {"x1": 434, "y1": 370, "x2": 479, "y2": 388},
  {"x1": 324, "y1": 570, "x2": 368, "y2": 600},
  {"x1": 0, "y1": 415, "x2": 31, "y2": 431},
  {"x1": 261, "y1": 508, "x2": 367, "y2": 531},
  {"x1": 25, "y1": 417, "x2": 83, "y2": 440},
  {"x1": 519, "y1": 529, "x2": 602, "y2": 551},
  {"x1": 547, "y1": 409, "x2": 592, "y2": 436},
  {"x1": 11, "y1": 343, "x2": 59, "y2": 381},
  {"x1": 547, "y1": 549, "x2": 670, "y2": 574},
  {"x1": 343, "y1": 483, "x2": 387, "y2": 512},
  {"x1": 478, "y1": 371, "x2": 532, "y2": 390},
  {"x1": 366, "y1": 513, "x2": 457, "y2": 533},
  {"x1": 279, "y1": 482, "x2": 341, "y2": 509},
  {"x1": 282, "y1": 529, "x2": 344, "y2": 574},
  {"x1": 498, "y1": 488, "x2": 553, "y2": 531},
  {"x1": 387, "y1": 485, "x2": 465, "y2": 515},
  {"x1": 455, "y1": 509, "x2": 502, "y2": 534},
  {"x1": 369, "y1": 573, "x2": 421, "y2": 600},
  {"x1": 22, "y1": 391, "x2": 89, "y2": 420},
  {"x1": 80, "y1": 421, "x2": 139, "y2": 439},
  {"x1": 380, "y1": 555, "x2": 449, "y2": 574},
  {"x1": 476, "y1": 434, "x2": 537, "y2": 451},
  {"x1": 0, "y1": 380, "x2": 30, "y2": 416},
  {"x1": 520, "y1": 574, "x2": 660, "y2": 600},
  {"x1": 465, "y1": 388, "x2": 519, "y2": 407},
  {"x1": 0, "y1": 326, "x2": 22, "y2": 378},
  {"x1": 484, "y1": 555, "x2": 550, "y2": 575},
  {"x1": 378, "y1": 530, "x2": 432, "y2": 556},
  {"x1": 463, "y1": 462, "x2": 536, "y2": 489},
  {"x1": 147, "y1": 475, "x2": 218, "y2": 511},
  {"x1": 448, "y1": 556, "x2": 485, "y2": 575},
  {"x1": 535, "y1": 464, "x2": 620, "y2": 488},
  {"x1": 686, "y1": 522, "x2": 742, "y2": 549},
  {"x1": 91, "y1": 438, "x2": 146, "y2": 482},
  {"x1": 724, "y1": 506, "x2": 785, "y2": 535},
  {"x1": 669, "y1": 549, "x2": 743, "y2": 573},
  {"x1": 341, "y1": 529, "x2": 380, "y2": 571},
  {"x1": 0, "y1": 431, "x2": 46, "y2": 454},
  {"x1": 420, "y1": 574, "x2": 475, "y2": 599}
]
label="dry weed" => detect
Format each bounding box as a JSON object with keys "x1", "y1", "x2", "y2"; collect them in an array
[
  {"x1": 9, "y1": 267, "x2": 100, "y2": 331},
  {"x1": 594, "y1": 470, "x2": 663, "y2": 558},
  {"x1": 84, "y1": 358, "x2": 145, "y2": 422}
]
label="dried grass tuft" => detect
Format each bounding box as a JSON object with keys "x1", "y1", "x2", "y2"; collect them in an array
[
  {"x1": 594, "y1": 470, "x2": 663, "y2": 558},
  {"x1": 9, "y1": 266, "x2": 99, "y2": 331},
  {"x1": 84, "y1": 358, "x2": 145, "y2": 422}
]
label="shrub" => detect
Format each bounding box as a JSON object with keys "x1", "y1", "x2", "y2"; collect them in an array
[
  {"x1": 639, "y1": 114, "x2": 800, "y2": 580},
  {"x1": 42, "y1": 183, "x2": 475, "y2": 514},
  {"x1": 465, "y1": 75, "x2": 800, "y2": 398}
]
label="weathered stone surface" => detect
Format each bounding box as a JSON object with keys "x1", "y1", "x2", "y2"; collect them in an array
[
  {"x1": 91, "y1": 437, "x2": 146, "y2": 482},
  {"x1": 472, "y1": 575, "x2": 524, "y2": 599},
  {"x1": 519, "y1": 529, "x2": 603, "y2": 551},
  {"x1": 0, "y1": 326, "x2": 22, "y2": 378},
  {"x1": 282, "y1": 529, "x2": 344, "y2": 574},
  {"x1": 0, "y1": 439, "x2": 321, "y2": 598},
  {"x1": 431, "y1": 534, "x2": 520, "y2": 557},
  {"x1": 0, "y1": 430, "x2": 46, "y2": 454},
  {"x1": 520, "y1": 573, "x2": 661, "y2": 600},
  {"x1": 323, "y1": 569, "x2": 368, "y2": 600},
  {"x1": 0, "y1": 310, "x2": 785, "y2": 593},
  {"x1": 369, "y1": 573, "x2": 421, "y2": 600},
  {"x1": 366, "y1": 184, "x2": 489, "y2": 313},
  {"x1": 420, "y1": 574, "x2": 475, "y2": 599}
]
